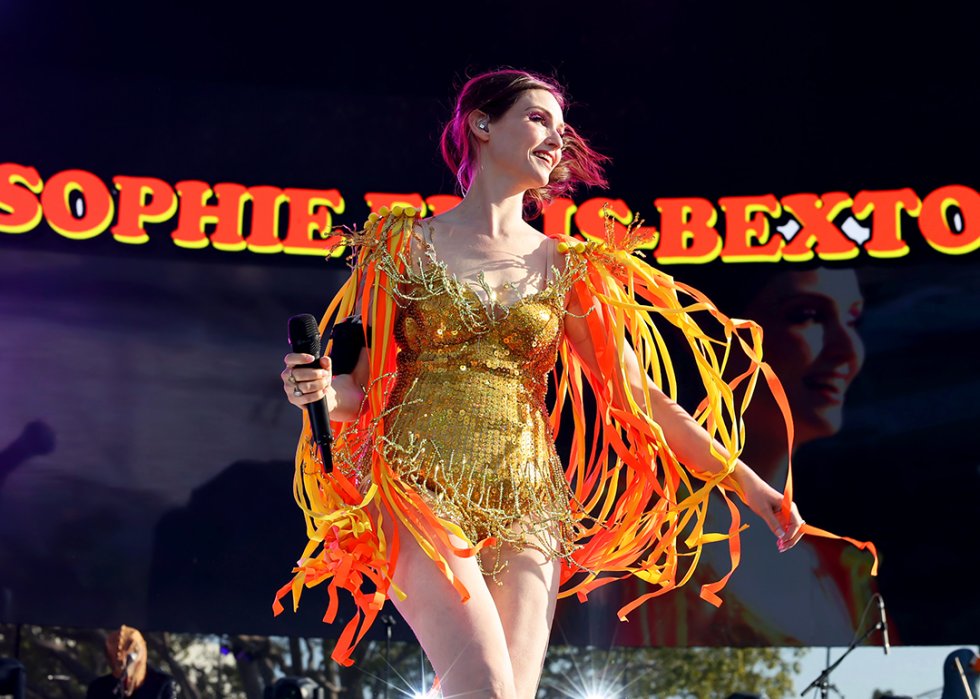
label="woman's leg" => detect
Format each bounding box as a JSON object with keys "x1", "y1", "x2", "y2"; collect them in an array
[
  {"x1": 382, "y1": 509, "x2": 518, "y2": 699},
  {"x1": 480, "y1": 533, "x2": 562, "y2": 699}
]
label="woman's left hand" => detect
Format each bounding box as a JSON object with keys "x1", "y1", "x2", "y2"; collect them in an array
[{"x1": 739, "y1": 469, "x2": 805, "y2": 552}]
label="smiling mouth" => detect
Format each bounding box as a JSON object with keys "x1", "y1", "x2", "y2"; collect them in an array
[
  {"x1": 802, "y1": 375, "x2": 848, "y2": 400},
  {"x1": 533, "y1": 151, "x2": 554, "y2": 167}
]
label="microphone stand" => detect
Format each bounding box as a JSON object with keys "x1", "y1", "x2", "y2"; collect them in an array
[
  {"x1": 953, "y1": 657, "x2": 976, "y2": 699},
  {"x1": 381, "y1": 615, "x2": 397, "y2": 699},
  {"x1": 801, "y1": 619, "x2": 885, "y2": 698}
]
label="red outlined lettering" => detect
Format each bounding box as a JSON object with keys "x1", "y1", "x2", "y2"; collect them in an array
[
  {"x1": 0, "y1": 163, "x2": 44, "y2": 234},
  {"x1": 425, "y1": 195, "x2": 462, "y2": 216},
  {"x1": 918, "y1": 185, "x2": 980, "y2": 255},
  {"x1": 779, "y1": 192, "x2": 857, "y2": 262},
  {"x1": 718, "y1": 195, "x2": 784, "y2": 262},
  {"x1": 574, "y1": 198, "x2": 633, "y2": 246},
  {"x1": 13, "y1": 168, "x2": 980, "y2": 264},
  {"x1": 851, "y1": 188, "x2": 921, "y2": 259},
  {"x1": 541, "y1": 198, "x2": 577, "y2": 238},
  {"x1": 41, "y1": 169, "x2": 115, "y2": 240},
  {"x1": 245, "y1": 186, "x2": 289, "y2": 254},
  {"x1": 172, "y1": 181, "x2": 251, "y2": 251},
  {"x1": 282, "y1": 188, "x2": 345, "y2": 256},
  {"x1": 208, "y1": 184, "x2": 252, "y2": 251},
  {"x1": 653, "y1": 197, "x2": 721, "y2": 264},
  {"x1": 111, "y1": 176, "x2": 178, "y2": 244}
]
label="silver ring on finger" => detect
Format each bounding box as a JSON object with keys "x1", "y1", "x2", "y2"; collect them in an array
[{"x1": 292, "y1": 385, "x2": 303, "y2": 397}]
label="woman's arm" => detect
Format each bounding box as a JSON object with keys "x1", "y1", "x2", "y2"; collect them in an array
[
  {"x1": 281, "y1": 240, "x2": 390, "y2": 424},
  {"x1": 281, "y1": 345, "x2": 370, "y2": 423},
  {"x1": 563, "y1": 289, "x2": 805, "y2": 551}
]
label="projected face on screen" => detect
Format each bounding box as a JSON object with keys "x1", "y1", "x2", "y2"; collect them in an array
[{"x1": 744, "y1": 268, "x2": 865, "y2": 447}]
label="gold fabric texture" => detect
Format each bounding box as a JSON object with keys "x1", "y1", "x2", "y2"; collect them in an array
[{"x1": 373, "y1": 237, "x2": 584, "y2": 568}]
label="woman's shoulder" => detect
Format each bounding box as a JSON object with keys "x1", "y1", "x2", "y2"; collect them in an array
[
  {"x1": 342, "y1": 206, "x2": 422, "y2": 258},
  {"x1": 361, "y1": 205, "x2": 423, "y2": 239}
]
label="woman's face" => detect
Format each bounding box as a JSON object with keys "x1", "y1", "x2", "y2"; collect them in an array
[
  {"x1": 744, "y1": 268, "x2": 865, "y2": 446},
  {"x1": 480, "y1": 89, "x2": 564, "y2": 190}
]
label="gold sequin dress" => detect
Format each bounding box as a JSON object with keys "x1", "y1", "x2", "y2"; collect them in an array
[{"x1": 380, "y1": 249, "x2": 579, "y2": 561}]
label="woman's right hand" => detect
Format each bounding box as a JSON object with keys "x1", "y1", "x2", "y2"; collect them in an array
[{"x1": 282, "y1": 354, "x2": 334, "y2": 411}]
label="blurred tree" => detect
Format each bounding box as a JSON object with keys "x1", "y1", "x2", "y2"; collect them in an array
[
  {"x1": 0, "y1": 626, "x2": 429, "y2": 699},
  {"x1": 1, "y1": 625, "x2": 803, "y2": 699},
  {"x1": 538, "y1": 646, "x2": 805, "y2": 699},
  {"x1": 1, "y1": 625, "x2": 105, "y2": 699}
]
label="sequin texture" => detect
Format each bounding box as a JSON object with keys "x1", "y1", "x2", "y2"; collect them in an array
[{"x1": 372, "y1": 228, "x2": 585, "y2": 568}]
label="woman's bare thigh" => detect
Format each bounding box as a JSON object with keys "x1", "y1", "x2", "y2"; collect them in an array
[
  {"x1": 370, "y1": 501, "x2": 561, "y2": 699},
  {"x1": 480, "y1": 528, "x2": 561, "y2": 699},
  {"x1": 375, "y1": 503, "x2": 517, "y2": 699}
]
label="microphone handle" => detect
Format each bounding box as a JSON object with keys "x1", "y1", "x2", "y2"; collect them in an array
[{"x1": 295, "y1": 356, "x2": 334, "y2": 473}]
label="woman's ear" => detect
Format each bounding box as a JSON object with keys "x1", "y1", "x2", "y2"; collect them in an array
[{"x1": 468, "y1": 110, "x2": 491, "y2": 142}]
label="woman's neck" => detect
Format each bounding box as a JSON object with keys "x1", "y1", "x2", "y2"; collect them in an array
[{"x1": 446, "y1": 172, "x2": 528, "y2": 238}]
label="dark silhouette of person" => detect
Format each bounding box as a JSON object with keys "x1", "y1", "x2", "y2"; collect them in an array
[
  {"x1": 0, "y1": 657, "x2": 26, "y2": 699},
  {"x1": 0, "y1": 420, "x2": 56, "y2": 493},
  {"x1": 1, "y1": 420, "x2": 56, "y2": 622},
  {"x1": 941, "y1": 649, "x2": 980, "y2": 699},
  {"x1": 147, "y1": 459, "x2": 405, "y2": 638}
]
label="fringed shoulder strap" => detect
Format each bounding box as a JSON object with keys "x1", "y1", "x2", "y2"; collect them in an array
[{"x1": 273, "y1": 207, "x2": 492, "y2": 666}]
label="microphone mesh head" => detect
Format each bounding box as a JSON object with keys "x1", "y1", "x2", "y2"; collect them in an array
[{"x1": 288, "y1": 314, "x2": 321, "y2": 358}]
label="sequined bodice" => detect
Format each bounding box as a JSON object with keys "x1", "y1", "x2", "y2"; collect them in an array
[
  {"x1": 390, "y1": 282, "x2": 566, "y2": 406},
  {"x1": 378, "y1": 259, "x2": 577, "y2": 542}
]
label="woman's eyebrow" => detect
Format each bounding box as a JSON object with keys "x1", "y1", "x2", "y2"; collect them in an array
[
  {"x1": 530, "y1": 103, "x2": 563, "y2": 127},
  {"x1": 777, "y1": 292, "x2": 830, "y2": 304}
]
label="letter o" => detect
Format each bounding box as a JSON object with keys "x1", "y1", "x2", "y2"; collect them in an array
[
  {"x1": 41, "y1": 170, "x2": 115, "y2": 240},
  {"x1": 918, "y1": 185, "x2": 980, "y2": 256}
]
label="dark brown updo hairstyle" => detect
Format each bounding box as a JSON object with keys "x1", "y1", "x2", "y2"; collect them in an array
[{"x1": 440, "y1": 69, "x2": 609, "y2": 218}]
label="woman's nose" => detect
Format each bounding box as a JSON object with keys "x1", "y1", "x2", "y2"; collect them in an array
[{"x1": 822, "y1": 317, "x2": 864, "y2": 371}]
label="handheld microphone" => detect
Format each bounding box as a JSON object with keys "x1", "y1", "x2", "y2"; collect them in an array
[
  {"x1": 115, "y1": 653, "x2": 138, "y2": 696},
  {"x1": 877, "y1": 595, "x2": 891, "y2": 655},
  {"x1": 288, "y1": 314, "x2": 333, "y2": 473}
]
